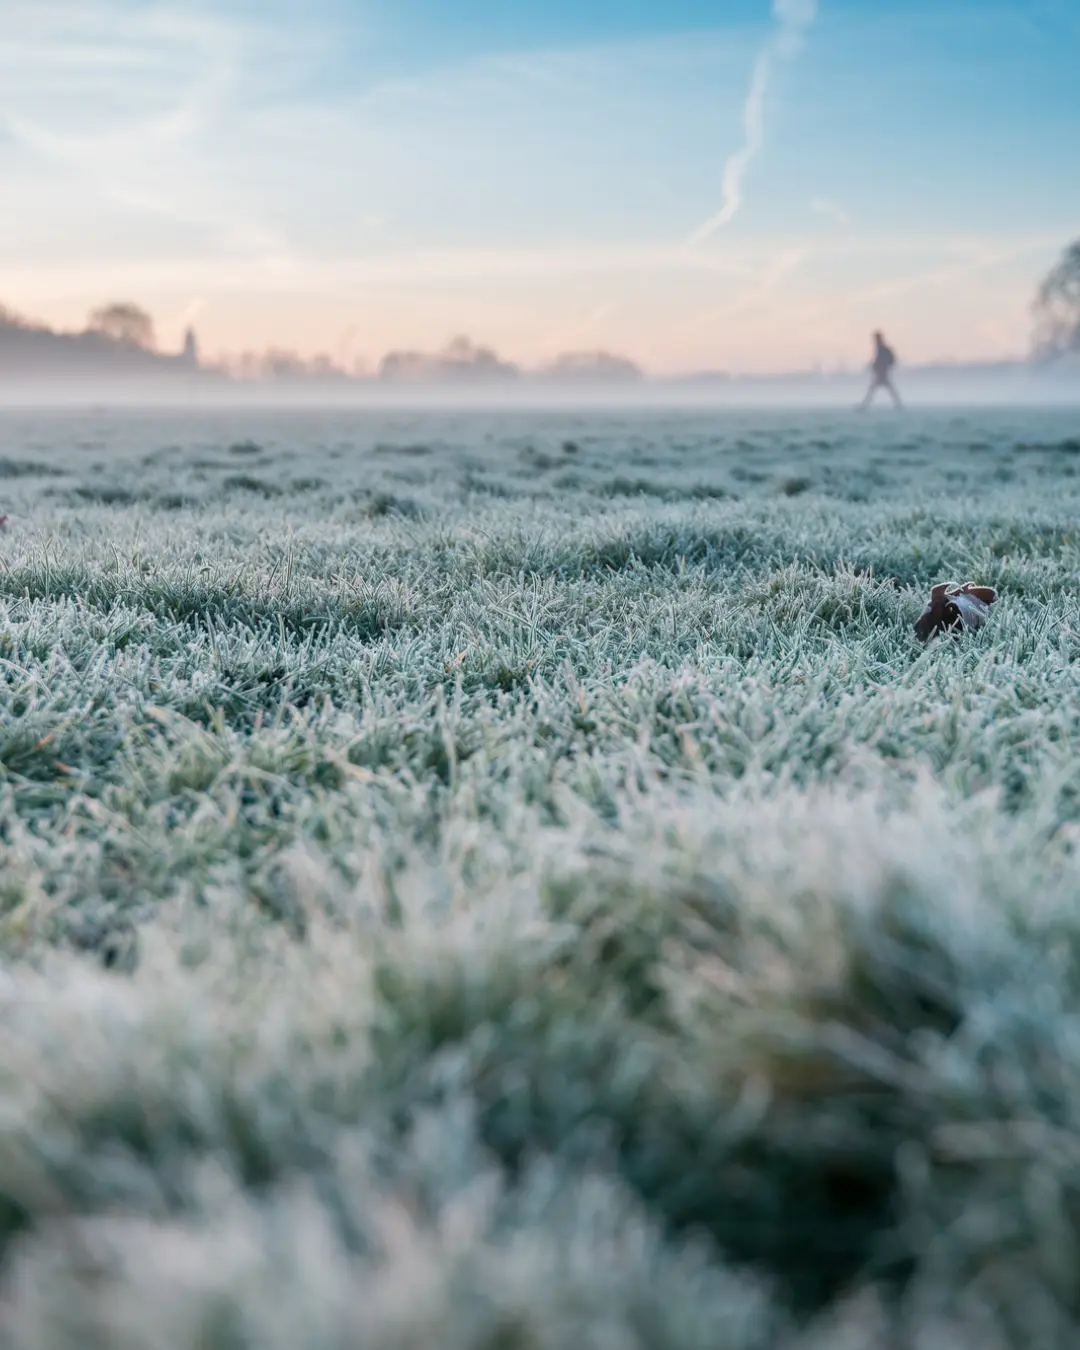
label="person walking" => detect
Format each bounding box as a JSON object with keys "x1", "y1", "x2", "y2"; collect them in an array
[{"x1": 860, "y1": 331, "x2": 902, "y2": 409}]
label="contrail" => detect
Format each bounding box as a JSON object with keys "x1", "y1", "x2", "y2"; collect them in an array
[{"x1": 687, "y1": 0, "x2": 818, "y2": 247}]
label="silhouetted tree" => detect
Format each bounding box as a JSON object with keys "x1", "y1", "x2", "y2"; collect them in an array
[
  {"x1": 0, "y1": 303, "x2": 35, "y2": 331},
  {"x1": 88, "y1": 302, "x2": 156, "y2": 350},
  {"x1": 1033, "y1": 240, "x2": 1080, "y2": 359},
  {"x1": 378, "y1": 335, "x2": 519, "y2": 383}
]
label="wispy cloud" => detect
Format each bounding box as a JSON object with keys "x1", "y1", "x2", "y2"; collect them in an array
[
  {"x1": 0, "y1": 2, "x2": 311, "y2": 268},
  {"x1": 846, "y1": 235, "x2": 1062, "y2": 308},
  {"x1": 179, "y1": 295, "x2": 206, "y2": 327},
  {"x1": 687, "y1": 0, "x2": 817, "y2": 246},
  {"x1": 1, "y1": 4, "x2": 239, "y2": 151},
  {"x1": 3, "y1": 232, "x2": 1052, "y2": 305},
  {"x1": 811, "y1": 197, "x2": 851, "y2": 227}
]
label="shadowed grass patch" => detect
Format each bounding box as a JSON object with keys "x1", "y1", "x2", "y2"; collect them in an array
[{"x1": 0, "y1": 564, "x2": 408, "y2": 641}]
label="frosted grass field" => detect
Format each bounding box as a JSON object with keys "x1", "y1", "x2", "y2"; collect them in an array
[{"x1": 2, "y1": 405, "x2": 1080, "y2": 1346}]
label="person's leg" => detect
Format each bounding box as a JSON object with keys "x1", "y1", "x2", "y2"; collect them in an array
[
  {"x1": 859, "y1": 378, "x2": 877, "y2": 410},
  {"x1": 886, "y1": 377, "x2": 902, "y2": 408}
]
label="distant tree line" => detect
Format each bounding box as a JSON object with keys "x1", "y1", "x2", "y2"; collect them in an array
[
  {"x1": 1, "y1": 296, "x2": 645, "y2": 385},
  {"x1": 10, "y1": 258, "x2": 1078, "y2": 381},
  {"x1": 0, "y1": 300, "x2": 199, "y2": 381},
  {"x1": 0, "y1": 300, "x2": 158, "y2": 349}
]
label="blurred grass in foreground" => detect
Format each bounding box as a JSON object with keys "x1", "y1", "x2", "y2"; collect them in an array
[{"x1": 2, "y1": 406, "x2": 1080, "y2": 1347}]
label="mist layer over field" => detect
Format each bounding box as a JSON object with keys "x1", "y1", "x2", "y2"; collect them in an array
[{"x1": 2, "y1": 407, "x2": 1080, "y2": 1346}]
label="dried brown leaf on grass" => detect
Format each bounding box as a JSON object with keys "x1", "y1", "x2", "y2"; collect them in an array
[{"x1": 914, "y1": 582, "x2": 997, "y2": 641}]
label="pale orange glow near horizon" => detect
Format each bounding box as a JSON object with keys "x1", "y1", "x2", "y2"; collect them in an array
[{"x1": 0, "y1": 229, "x2": 1057, "y2": 376}]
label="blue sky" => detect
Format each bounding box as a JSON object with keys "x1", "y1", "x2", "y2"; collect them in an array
[{"x1": 1, "y1": 0, "x2": 1078, "y2": 372}]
